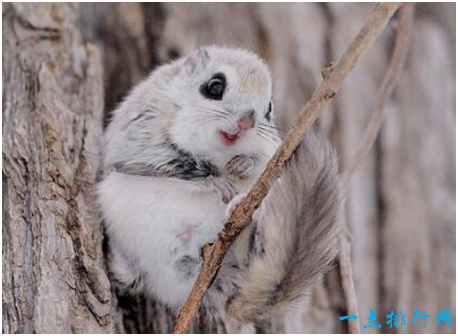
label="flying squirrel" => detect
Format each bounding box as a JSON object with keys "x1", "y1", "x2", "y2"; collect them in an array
[{"x1": 97, "y1": 46, "x2": 342, "y2": 324}]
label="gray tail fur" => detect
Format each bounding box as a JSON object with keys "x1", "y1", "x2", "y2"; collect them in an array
[{"x1": 226, "y1": 133, "x2": 343, "y2": 322}]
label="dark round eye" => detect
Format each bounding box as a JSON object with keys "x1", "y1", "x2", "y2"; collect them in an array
[
  {"x1": 265, "y1": 101, "x2": 272, "y2": 121},
  {"x1": 200, "y1": 73, "x2": 226, "y2": 100},
  {"x1": 207, "y1": 78, "x2": 224, "y2": 97}
]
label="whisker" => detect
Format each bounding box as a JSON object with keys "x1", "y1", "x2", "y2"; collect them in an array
[
  {"x1": 258, "y1": 126, "x2": 281, "y2": 139},
  {"x1": 196, "y1": 106, "x2": 233, "y2": 120},
  {"x1": 177, "y1": 113, "x2": 234, "y2": 129},
  {"x1": 193, "y1": 110, "x2": 228, "y2": 121},
  {"x1": 185, "y1": 108, "x2": 227, "y2": 120},
  {"x1": 258, "y1": 123, "x2": 284, "y2": 133},
  {"x1": 257, "y1": 126, "x2": 281, "y2": 137},
  {"x1": 257, "y1": 127, "x2": 280, "y2": 137},
  {"x1": 197, "y1": 113, "x2": 226, "y2": 121},
  {"x1": 258, "y1": 127, "x2": 284, "y2": 140},
  {"x1": 256, "y1": 130, "x2": 281, "y2": 145},
  {"x1": 179, "y1": 114, "x2": 222, "y2": 124},
  {"x1": 256, "y1": 134, "x2": 277, "y2": 147},
  {"x1": 201, "y1": 106, "x2": 231, "y2": 116}
]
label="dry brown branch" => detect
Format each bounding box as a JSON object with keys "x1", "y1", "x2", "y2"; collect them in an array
[
  {"x1": 338, "y1": 4, "x2": 414, "y2": 334},
  {"x1": 171, "y1": 3, "x2": 401, "y2": 334},
  {"x1": 338, "y1": 232, "x2": 360, "y2": 334},
  {"x1": 341, "y1": 3, "x2": 414, "y2": 184}
]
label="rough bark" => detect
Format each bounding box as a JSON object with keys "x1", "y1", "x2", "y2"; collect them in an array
[
  {"x1": 2, "y1": 2, "x2": 455, "y2": 334},
  {"x1": 2, "y1": 3, "x2": 119, "y2": 333}
]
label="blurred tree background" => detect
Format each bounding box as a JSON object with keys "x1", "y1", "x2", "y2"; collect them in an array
[{"x1": 3, "y1": 2, "x2": 455, "y2": 334}]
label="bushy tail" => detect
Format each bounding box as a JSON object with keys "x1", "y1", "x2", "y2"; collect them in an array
[{"x1": 226, "y1": 133, "x2": 343, "y2": 322}]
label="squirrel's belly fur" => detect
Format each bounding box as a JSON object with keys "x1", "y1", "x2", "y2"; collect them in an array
[{"x1": 98, "y1": 173, "x2": 228, "y2": 308}]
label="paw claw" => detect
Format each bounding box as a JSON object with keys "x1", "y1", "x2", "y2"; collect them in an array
[
  {"x1": 225, "y1": 192, "x2": 247, "y2": 220},
  {"x1": 226, "y1": 155, "x2": 256, "y2": 178}
]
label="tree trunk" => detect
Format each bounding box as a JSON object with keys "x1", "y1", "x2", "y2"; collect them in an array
[
  {"x1": 2, "y1": 3, "x2": 120, "y2": 333},
  {"x1": 3, "y1": 3, "x2": 455, "y2": 334}
]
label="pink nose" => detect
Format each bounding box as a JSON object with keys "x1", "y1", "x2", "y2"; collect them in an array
[{"x1": 237, "y1": 111, "x2": 255, "y2": 130}]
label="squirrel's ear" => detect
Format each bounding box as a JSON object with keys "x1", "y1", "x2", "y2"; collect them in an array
[{"x1": 184, "y1": 48, "x2": 209, "y2": 74}]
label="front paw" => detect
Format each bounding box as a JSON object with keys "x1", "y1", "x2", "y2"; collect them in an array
[
  {"x1": 226, "y1": 155, "x2": 256, "y2": 179},
  {"x1": 225, "y1": 192, "x2": 247, "y2": 221},
  {"x1": 205, "y1": 176, "x2": 237, "y2": 204}
]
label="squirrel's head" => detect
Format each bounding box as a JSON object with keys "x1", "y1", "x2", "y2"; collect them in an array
[{"x1": 167, "y1": 46, "x2": 278, "y2": 166}]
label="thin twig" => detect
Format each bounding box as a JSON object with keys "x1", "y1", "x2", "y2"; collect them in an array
[
  {"x1": 341, "y1": 3, "x2": 414, "y2": 184},
  {"x1": 171, "y1": 3, "x2": 401, "y2": 334},
  {"x1": 338, "y1": 230, "x2": 360, "y2": 334},
  {"x1": 338, "y1": 3, "x2": 414, "y2": 334}
]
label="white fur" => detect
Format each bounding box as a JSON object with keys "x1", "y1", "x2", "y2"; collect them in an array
[
  {"x1": 98, "y1": 173, "x2": 227, "y2": 307},
  {"x1": 98, "y1": 46, "x2": 279, "y2": 309}
]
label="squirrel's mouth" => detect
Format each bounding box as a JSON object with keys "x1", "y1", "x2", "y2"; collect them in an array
[{"x1": 220, "y1": 130, "x2": 240, "y2": 146}]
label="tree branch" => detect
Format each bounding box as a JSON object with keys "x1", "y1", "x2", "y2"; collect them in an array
[
  {"x1": 341, "y1": 2, "x2": 414, "y2": 184},
  {"x1": 172, "y1": 3, "x2": 401, "y2": 333},
  {"x1": 338, "y1": 4, "x2": 414, "y2": 334}
]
